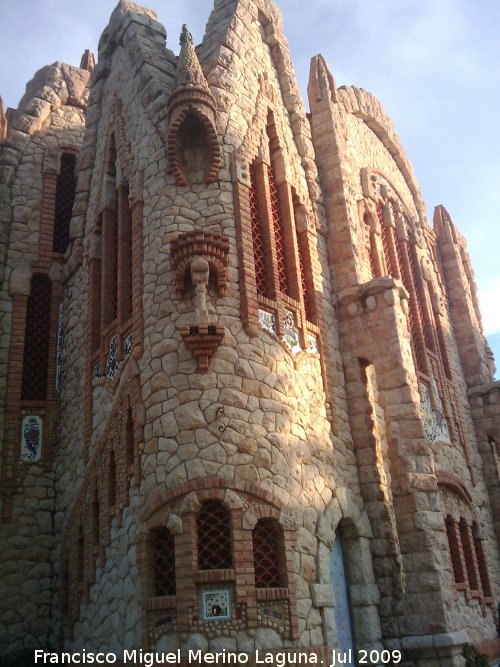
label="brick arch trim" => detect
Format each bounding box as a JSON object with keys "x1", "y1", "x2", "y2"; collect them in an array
[
  {"x1": 140, "y1": 477, "x2": 285, "y2": 523},
  {"x1": 167, "y1": 106, "x2": 222, "y2": 186},
  {"x1": 339, "y1": 86, "x2": 425, "y2": 223},
  {"x1": 436, "y1": 470, "x2": 474, "y2": 506}
]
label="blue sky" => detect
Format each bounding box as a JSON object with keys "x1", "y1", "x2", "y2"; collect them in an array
[{"x1": 1, "y1": 0, "x2": 499, "y2": 376}]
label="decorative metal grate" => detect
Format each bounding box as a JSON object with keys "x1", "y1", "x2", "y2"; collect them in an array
[
  {"x1": 459, "y1": 519, "x2": 479, "y2": 590},
  {"x1": 297, "y1": 231, "x2": 314, "y2": 322},
  {"x1": 249, "y1": 164, "x2": 269, "y2": 297},
  {"x1": 108, "y1": 450, "x2": 116, "y2": 507},
  {"x1": 126, "y1": 408, "x2": 134, "y2": 466},
  {"x1": 21, "y1": 275, "x2": 52, "y2": 400},
  {"x1": 197, "y1": 501, "x2": 232, "y2": 570},
  {"x1": 267, "y1": 164, "x2": 290, "y2": 296},
  {"x1": 153, "y1": 528, "x2": 176, "y2": 596},
  {"x1": 395, "y1": 237, "x2": 425, "y2": 374},
  {"x1": 53, "y1": 153, "x2": 77, "y2": 253},
  {"x1": 473, "y1": 526, "x2": 492, "y2": 597},
  {"x1": 92, "y1": 490, "x2": 100, "y2": 546},
  {"x1": 253, "y1": 519, "x2": 284, "y2": 588},
  {"x1": 445, "y1": 517, "x2": 465, "y2": 584},
  {"x1": 377, "y1": 204, "x2": 394, "y2": 277},
  {"x1": 435, "y1": 312, "x2": 452, "y2": 379}
]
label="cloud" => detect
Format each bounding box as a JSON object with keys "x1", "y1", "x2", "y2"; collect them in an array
[{"x1": 478, "y1": 275, "x2": 500, "y2": 336}]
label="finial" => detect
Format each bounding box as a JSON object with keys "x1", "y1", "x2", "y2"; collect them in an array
[
  {"x1": 180, "y1": 24, "x2": 193, "y2": 46},
  {"x1": 80, "y1": 50, "x2": 96, "y2": 72}
]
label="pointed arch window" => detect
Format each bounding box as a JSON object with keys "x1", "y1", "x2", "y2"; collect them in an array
[
  {"x1": 152, "y1": 527, "x2": 176, "y2": 596},
  {"x1": 21, "y1": 274, "x2": 52, "y2": 401},
  {"x1": 53, "y1": 152, "x2": 77, "y2": 253},
  {"x1": 197, "y1": 501, "x2": 232, "y2": 570},
  {"x1": 243, "y1": 111, "x2": 319, "y2": 350},
  {"x1": 252, "y1": 518, "x2": 286, "y2": 588}
]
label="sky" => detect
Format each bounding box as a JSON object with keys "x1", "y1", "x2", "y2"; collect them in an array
[{"x1": 1, "y1": 0, "x2": 499, "y2": 375}]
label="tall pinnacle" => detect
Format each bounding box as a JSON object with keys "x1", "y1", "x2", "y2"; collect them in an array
[{"x1": 175, "y1": 24, "x2": 208, "y2": 88}]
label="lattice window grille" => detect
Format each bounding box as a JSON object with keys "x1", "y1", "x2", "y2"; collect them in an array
[
  {"x1": 473, "y1": 527, "x2": 492, "y2": 597},
  {"x1": 395, "y1": 237, "x2": 425, "y2": 374},
  {"x1": 53, "y1": 153, "x2": 77, "y2": 253},
  {"x1": 377, "y1": 204, "x2": 394, "y2": 277},
  {"x1": 197, "y1": 501, "x2": 232, "y2": 571},
  {"x1": 459, "y1": 519, "x2": 479, "y2": 591},
  {"x1": 445, "y1": 517, "x2": 465, "y2": 584},
  {"x1": 22, "y1": 275, "x2": 52, "y2": 401},
  {"x1": 249, "y1": 164, "x2": 269, "y2": 298},
  {"x1": 253, "y1": 519, "x2": 283, "y2": 588},
  {"x1": 153, "y1": 528, "x2": 176, "y2": 596},
  {"x1": 267, "y1": 164, "x2": 290, "y2": 296},
  {"x1": 297, "y1": 231, "x2": 315, "y2": 322}
]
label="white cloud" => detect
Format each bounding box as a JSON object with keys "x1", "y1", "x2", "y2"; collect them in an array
[{"x1": 478, "y1": 275, "x2": 500, "y2": 336}]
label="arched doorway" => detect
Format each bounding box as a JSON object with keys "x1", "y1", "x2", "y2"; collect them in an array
[{"x1": 330, "y1": 530, "x2": 355, "y2": 666}]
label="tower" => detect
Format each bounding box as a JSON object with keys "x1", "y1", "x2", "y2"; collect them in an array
[{"x1": 0, "y1": 2, "x2": 498, "y2": 665}]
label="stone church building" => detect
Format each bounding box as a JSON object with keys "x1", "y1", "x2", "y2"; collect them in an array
[{"x1": 1, "y1": 0, "x2": 499, "y2": 664}]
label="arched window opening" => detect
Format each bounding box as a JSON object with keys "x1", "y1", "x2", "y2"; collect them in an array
[
  {"x1": 472, "y1": 523, "x2": 492, "y2": 597},
  {"x1": 267, "y1": 162, "x2": 290, "y2": 296},
  {"x1": 445, "y1": 516, "x2": 465, "y2": 584},
  {"x1": 92, "y1": 489, "x2": 100, "y2": 546},
  {"x1": 197, "y1": 501, "x2": 232, "y2": 570},
  {"x1": 459, "y1": 519, "x2": 479, "y2": 591},
  {"x1": 330, "y1": 529, "x2": 355, "y2": 666},
  {"x1": 108, "y1": 449, "x2": 116, "y2": 507},
  {"x1": 102, "y1": 136, "x2": 118, "y2": 326},
  {"x1": 77, "y1": 525, "x2": 84, "y2": 583},
  {"x1": 21, "y1": 274, "x2": 52, "y2": 401},
  {"x1": 152, "y1": 528, "x2": 176, "y2": 596},
  {"x1": 125, "y1": 408, "x2": 134, "y2": 467},
  {"x1": 252, "y1": 518, "x2": 285, "y2": 588},
  {"x1": 249, "y1": 162, "x2": 271, "y2": 299},
  {"x1": 53, "y1": 152, "x2": 77, "y2": 253},
  {"x1": 119, "y1": 183, "x2": 133, "y2": 323},
  {"x1": 377, "y1": 203, "x2": 394, "y2": 277},
  {"x1": 176, "y1": 113, "x2": 210, "y2": 185}
]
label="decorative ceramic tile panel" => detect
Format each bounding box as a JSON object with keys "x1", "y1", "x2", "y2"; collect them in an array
[
  {"x1": 283, "y1": 309, "x2": 301, "y2": 354},
  {"x1": 124, "y1": 333, "x2": 134, "y2": 359},
  {"x1": 201, "y1": 589, "x2": 232, "y2": 622},
  {"x1": 106, "y1": 336, "x2": 119, "y2": 379},
  {"x1": 20, "y1": 415, "x2": 43, "y2": 462},
  {"x1": 420, "y1": 381, "x2": 450, "y2": 443},
  {"x1": 56, "y1": 304, "x2": 64, "y2": 392},
  {"x1": 259, "y1": 309, "x2": 276, "y2": 334},
  {"x1": 306, "y1": 333, "x2": 318, "y2": 354}
]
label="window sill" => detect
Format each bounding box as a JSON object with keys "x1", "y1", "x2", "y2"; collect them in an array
[
  {"x1": 256, "y1": 587, "x2": 288, "y2": 601},
  {"x1": 147, "y1": 596, "x2": 177, "y2": 610},
  {"x1": 195, "y1": 569, "x2": 235, "y2": 583}
]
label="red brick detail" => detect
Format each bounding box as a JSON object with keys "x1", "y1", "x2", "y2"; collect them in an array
[
  {"x1": 53, "y1": 153, "x2": 77, "y2": 253},
  {"x1": 141, "y1": 478, "x2": 285, "y2": 523},
  {"x1": 197, "y1": 501, "x2": 233, "y2": 570},
  {"x1": 61, "y1": 376, "x2": 143, "y2": 631},
  {"x1": 459, "y1": 519, "x2": 480, "y2": 592},
  {"x1": 253, "y1": 519, "x2": 286, "y2": 588},
  {"x1": 138, "y1": 484, "x2": 298, "y2": 648},
  {"x1": 180, "y1": 323, "x2": 225, "y2": 372},
  {"x1": 473, "y1": 526, "x2": 493, "y2": 598},
  {"x1": 171, "y1": 230, "x2": 230, "y2": 297},
  {"x1": 21, "y1": 275, "x2": 52, "y2": 401},
  {"x1": 167, "y1": 107, "x2": 222, "y2": 186},
  {"x1": 1, "y1": 271, "x2": 62, "y2": 518}
]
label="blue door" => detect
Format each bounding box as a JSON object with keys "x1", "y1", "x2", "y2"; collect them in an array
[{"x1": 330, "y1": 531, "x2": 355, "y2": 666}]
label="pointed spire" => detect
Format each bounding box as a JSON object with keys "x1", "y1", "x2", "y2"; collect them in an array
[
  {"x1": 80, "y1": 49, "x2": 96, "y2": 72},
  {"x1": 175, "y1": 24, "x2": 208, "y2": 88},
  {"x1": 308, "y1": 54, "x2": 337, "y2": 104},
  {"x1": 0, "y1": 96, "x2": 7, "y2": 143}
]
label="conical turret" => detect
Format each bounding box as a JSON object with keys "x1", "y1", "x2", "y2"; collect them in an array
[{"x1": 167, "y1": 24, "x2": 222, "y2": 185}]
